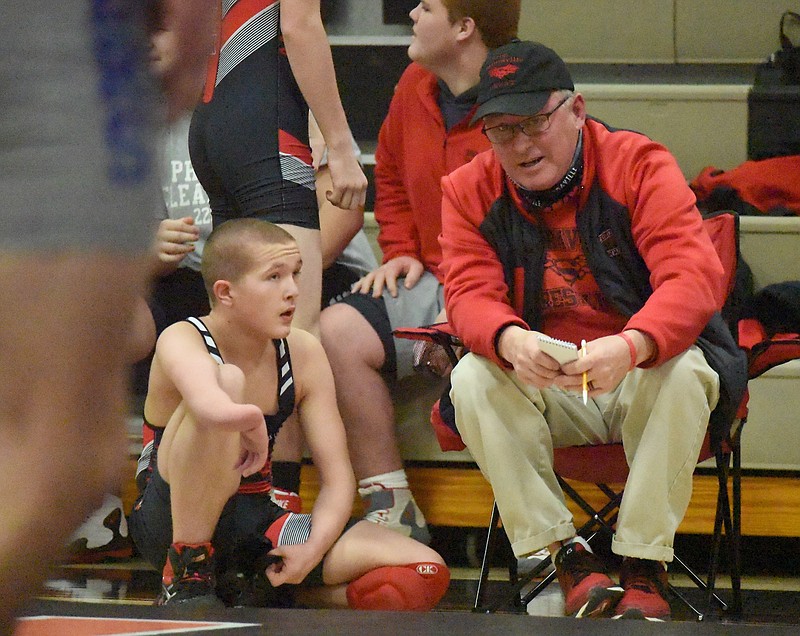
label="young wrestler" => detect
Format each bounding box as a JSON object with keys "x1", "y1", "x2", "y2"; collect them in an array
[{"x1": 128, "y1": 219, "x2": 448, "y2": 610}]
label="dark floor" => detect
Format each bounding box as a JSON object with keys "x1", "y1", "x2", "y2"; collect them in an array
[{"x1": 30, "y1": 528, "x2": 800, "y2": 630}]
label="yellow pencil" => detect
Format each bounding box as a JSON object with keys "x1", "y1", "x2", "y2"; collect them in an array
[{"x1": 581, "y1": 339, "x2": 588, "y2": 405}]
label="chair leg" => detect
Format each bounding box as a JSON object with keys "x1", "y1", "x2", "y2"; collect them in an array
[
  {"x1": 670, "y1": 449, "x2": 733, "y2": 620},
  {"x1": 671, "y1": 429, "x2": 745, "y2": 621},
  {"x1": 473, "y1": 502, "x2": 501, "y2": 612},
  {"x1": 475, "y1": 500, "x2": 563, "y2": 614},
  {"x1": 558, "y1": 477, "x2": 622, "y2": 538},
  {"x1": 669, "y1": 584, "x2": 707, "y2": 621},
  {"x1": 709, "y1": 430, "x2": 744, "y2": 618},
  {"x1": 728, "y1": 427, "x2": 744, "y2": 616}
]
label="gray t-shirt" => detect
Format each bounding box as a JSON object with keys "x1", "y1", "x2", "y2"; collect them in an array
[{"x1": 156, "y1": 114, "x2": 212, "y2": 271}]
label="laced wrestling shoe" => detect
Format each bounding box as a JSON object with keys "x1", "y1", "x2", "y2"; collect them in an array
[
  {"x1": 613, "y1": 558, "x2": 671, "y2": 621},
  {"x1": 270, "y1": 488, "x2": 303, "y2": 514},
  {"x1": 554, "y1": 541, "x2": 624, "y2": 618},
  {"x1": 158, "y1": 543, "x2": 224, "y2": 608},
  {"x1": 65, "y1": 495, "x2": 133, "y2": 564},
  {"x1": 358, "y1": 484, "x2": 431, "y2": 545}
]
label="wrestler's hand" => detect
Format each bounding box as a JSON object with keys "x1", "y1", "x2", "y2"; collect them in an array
[
  {"x1": 264, "y1": 542, "x2": 323, "y2": 586},
  {"x1": 154, "y1": 217, "x2": 200, "y2": 270},
  {"x1": 352, "y1": 256, "x2": 424, "y2": 298},
  {"x1": 325, "y1": 145, "x2": 368, "y2": 211},
  {"x1": 235, "y1": 418, "x2": 270, "y2": 477}
]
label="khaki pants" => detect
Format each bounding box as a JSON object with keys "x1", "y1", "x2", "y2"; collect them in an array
[{"x1": 450, "y1": 346, "x2": 719, "y2": 563}]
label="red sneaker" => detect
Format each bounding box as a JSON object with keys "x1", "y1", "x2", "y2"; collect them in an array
[
  {"x1": 613, "y1": 558, "x2": 671, "y2": 621},
  {"x1": 554, "y1": 541, "x2": 624, "y2": 618}
]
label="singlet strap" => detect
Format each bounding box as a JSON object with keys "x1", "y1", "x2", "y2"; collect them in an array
[
  {"x1": 186, "y1": 317, "x2": 224, "y2": 365},
  {"x1": 270, "y1": 338, "x2": 295, "y2": 430}
]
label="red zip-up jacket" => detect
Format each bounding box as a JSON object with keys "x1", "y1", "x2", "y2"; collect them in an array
[
  {"x1": 374, "y1": 63, "x2": 491, "y2": 281},
  {"x1": 439, "y1": 118, "x2": 726, "y2": 368}
]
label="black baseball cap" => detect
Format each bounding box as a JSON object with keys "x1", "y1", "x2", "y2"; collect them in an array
[{"x1": 472, "y1": 40, "x2": 574, "y2": 123}]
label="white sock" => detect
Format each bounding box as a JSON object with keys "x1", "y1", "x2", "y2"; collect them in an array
[
  {"x1": 358, "y1": 469, "x2": 409, "y2": 492},
  {"x1": 550, "y1": 535, "x2": 592, "y2": 564}
]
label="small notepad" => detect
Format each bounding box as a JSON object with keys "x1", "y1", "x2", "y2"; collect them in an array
[{"x1": 537, "y1": 334, "x2": 579, "y2": 364}]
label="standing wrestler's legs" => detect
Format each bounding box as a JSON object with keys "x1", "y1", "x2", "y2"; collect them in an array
[
  {"x1": 269, "y1": 225, "x2": 322, "y2": 509},
  {"x1": 276, "y1": 224, "x2": 322, "y2": 339},
  {"x1": 0, "y1": 254, "x2": 148, "y2": 632}
]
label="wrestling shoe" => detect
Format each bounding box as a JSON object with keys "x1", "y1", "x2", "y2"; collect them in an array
[
  {"x1": 157, "y1": 542, "x2": 224, "y2": 608},
  {"x1": 554, "y1": 540, "x2": 624, "y2": 618},
  {"x1": 612, "y1": 558, "x2": 671, "y2": 621},
  {"x1": 65, "y1": 494, "x2": 133, "y2": 564},
  {"x1": 359, "y1": 484, "x2": 431, "y2": 545},
  {"x1": 270, "y1": 488, "x2": 303, "y2": 514}
]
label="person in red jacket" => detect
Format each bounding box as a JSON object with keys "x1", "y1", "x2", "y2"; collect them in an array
[
  {"x1": 319, "y1": 0, "x2": 520, "y2": 544},
  {"x1": 439, "y1": 41, "x2": 746, "y2": 621}
]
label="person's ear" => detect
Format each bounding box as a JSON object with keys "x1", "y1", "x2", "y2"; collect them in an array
[
  {"x1": 213, "y1": 279, "x2": 233, "y2": 306},
  {"x1": 570, "y1": 93, "x2": 587, "y2": 128},
  {"x1": 455, "y1": 16, "x2": 476, "y2": 42}
]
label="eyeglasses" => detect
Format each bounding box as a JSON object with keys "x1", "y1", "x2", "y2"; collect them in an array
[{"x1": 482, "y1": 95, "x2": 571, "y2": 144}]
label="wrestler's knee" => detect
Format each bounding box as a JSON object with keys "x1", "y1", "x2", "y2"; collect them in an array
[{"x1": 346, "y1": 562, "x2": 450, "y2": 611}]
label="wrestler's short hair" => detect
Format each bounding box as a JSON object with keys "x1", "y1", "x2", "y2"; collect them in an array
[
  {"x1": 201, "y1": 218, "x2": 296, "y2": 303},
  {"x1": 442, "y1": 0, "x2": 520, "y2": 49}
]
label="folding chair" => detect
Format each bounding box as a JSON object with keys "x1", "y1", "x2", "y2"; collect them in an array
[
  {"x1": 474, "y1": 311, "x2": 800, "y2": 618},
  {"x1": 397, "y1": 210, "x2": 800, "y2": 620},
  {"x1": 473, "y1": 429, "x2": 744, "y2": 619}
]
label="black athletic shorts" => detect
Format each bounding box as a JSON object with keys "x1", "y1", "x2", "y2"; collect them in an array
[
  {"x1": 128, "y1": 468, "x2": 325, "y2": 587},
  {"x1": 188, "y1": 40, "x2": 318, "y2": 230}
]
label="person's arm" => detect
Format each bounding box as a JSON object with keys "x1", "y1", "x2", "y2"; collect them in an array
[
  {"x1": 281, "y1": 1, "x2": 366, "y2": 211},
  {"x1": 265, "y1": 330, "x2": 354, "y2": 586},
  {"x1": 349, "y1": 70, "x2": 429, "y2": 297},
  {"x1": 156, "y1": 0, "x2": 219, "y2": 120},
  {"x1": 128, "y1": 297, "x2": 157, "y2": 363},
  {"x1": 620, "y1": 145, "x2": 724, "y2": 366},
  {"x1": 439, "y1": 164, "x2": 527, "y2": 366},
  {"x1": 155, "y1": 323, "x2": 265, "y2": 435},
  {"x1": 316, "y1": 165, "x2": 362, "y2": 268},
  {"x1": 373, "y1": 70, "x2": 422, "y2": 263},
  {"x1": 309, "y1": 114, "x2": 363, "y2": 268}
]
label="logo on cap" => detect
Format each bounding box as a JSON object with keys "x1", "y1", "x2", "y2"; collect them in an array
[{"x1": 489, "y1": 63, "x2": 519, "y2": 80}]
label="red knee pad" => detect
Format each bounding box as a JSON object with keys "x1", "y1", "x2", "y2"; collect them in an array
[{"x1": 346, "y1": 562, "x2": 450, "y2": 611}]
